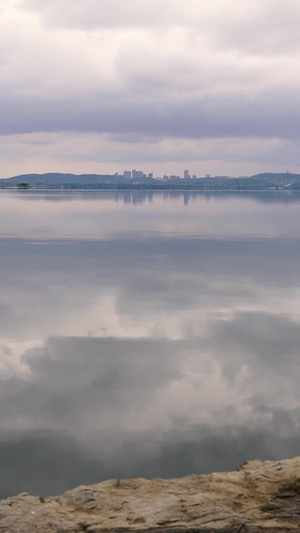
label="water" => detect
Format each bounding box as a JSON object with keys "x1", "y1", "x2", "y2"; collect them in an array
[{"x1": 1, "y1": 189, "x2": 300, "y2": 498}]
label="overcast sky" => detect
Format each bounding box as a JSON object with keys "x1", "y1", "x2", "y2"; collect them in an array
[{"x1": 1, "y1": 0, "x2": 300, "y2": 178}]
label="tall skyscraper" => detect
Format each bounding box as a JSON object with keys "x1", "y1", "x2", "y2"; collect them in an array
[{"x1": 184, "y1": 170, "x2": 189, "y2": 179}]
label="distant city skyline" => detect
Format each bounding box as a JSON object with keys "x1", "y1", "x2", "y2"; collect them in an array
[
  {"x1": 122, "y1": 169, "x2": 194, "y2": 179},
  {"x1": 120, "y1": 169, "x2": 234, "y2": 180},
  {"x1": 119, "y1": 169, "x2": 199, "y2": 180}
]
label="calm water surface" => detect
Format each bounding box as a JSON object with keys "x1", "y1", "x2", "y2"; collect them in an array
[{"x1": 1, "y1": 189, "x2": 300, "y2": 498}]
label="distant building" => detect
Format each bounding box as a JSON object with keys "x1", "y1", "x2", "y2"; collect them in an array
[
  {"x1": 163, "y1": 175, "x2": 169, "y2": 180},
  {"x1": 132, "y1": 170, "x2": 146, "y2": 179},
  {"x1": 170, "y1": 175, "x2": 180, "y2": 180},
  {"x1": 148, "y1": 172, "x2": 153, "y2": 179},
  {"x1": 206, "y1": 174, "x2": 211, "y2": 178},
  {"x1": 184, "y1": 170, "x2": 189, "y2": 179},
  {"x1": 192, "y1": 175, "x2": 197, "y2": 179},
  {"x1": 123, "y1": 170, "x2": 131, "y2": 179}
]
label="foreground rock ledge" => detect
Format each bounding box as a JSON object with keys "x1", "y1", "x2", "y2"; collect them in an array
[{"x1": 2, "y1": 457, "x2": 300, "y2": 533}]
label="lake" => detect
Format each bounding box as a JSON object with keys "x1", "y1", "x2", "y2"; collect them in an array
[{"x1": 1, "y1": 189, "x2": 300, "y2": 498}]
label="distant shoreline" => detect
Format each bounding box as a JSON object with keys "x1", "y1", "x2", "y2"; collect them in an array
[
  {"x1": 1, "y1": 186, "x2": 300, "y2": 192},
  {"x1": 1, "y1": 172, "x2": 300, "y2": 191}
]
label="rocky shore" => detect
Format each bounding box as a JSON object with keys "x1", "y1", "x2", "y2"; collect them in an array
[{"x1": 1, "y1": 456, "x2": 300, "y2": 532}]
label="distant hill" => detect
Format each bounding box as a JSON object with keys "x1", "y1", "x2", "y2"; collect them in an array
[
  {"x1": 0, "y1": 173, "x2": 164, "y2": 189},
  {"x1": 0, "y1": 173, "x2": 132, "y2": 186},
  {"x1": 246, "y1": 172, "x2": 300, "y2": 190},
  {"x1": 2, "y1": 172, "x2": 300, "y2": 190},
  {"x1": 249, "y1": 172, "x2": 300, "y2": 180}
]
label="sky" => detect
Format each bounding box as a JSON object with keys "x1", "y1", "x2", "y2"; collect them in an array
[{"x1": 1, "y1": 0, "x2": 300, "y2": 178}]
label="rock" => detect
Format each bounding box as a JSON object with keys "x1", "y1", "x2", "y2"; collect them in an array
[{"x1": 1, "y1": 457, "x2": 300, "y2": 532}]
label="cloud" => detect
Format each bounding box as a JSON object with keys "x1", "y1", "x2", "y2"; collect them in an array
[
  {"x1": 21, "y1": 0, "x2": 178, "y2": 29},
  {"x1": 2, "y1": 411, "x2": 299, "y2": 498},
  {"x1": 21, "y1": 0, "x2": 255, "y2": 31},
  {"x1": 1, "y1": 89, "x2": 300, "y2": 141},
  {"x1": 19, "y1": 0, "x2": 300, "y2": 58},
  {"x1": 206, "y1": 311, "x2": 300, "y2": 401},
  {"x1": 1, "y1": 192, "x2": 300, "y2": 497},
  {"x1": 1, "y1": 215, "x2": 300, "y2": 364},
  {"x1": 0, "y1": 1, "x2": 299, "y2": 174},
  {"x1": 1, "y1": 316, "x2": 300, "y2": 497},
  {"x1": 2, "y1": 132, "x2": 300, "y2": 179},
  {"x1": 1, "y1": 1, "x2": 300, "y2": 137}
]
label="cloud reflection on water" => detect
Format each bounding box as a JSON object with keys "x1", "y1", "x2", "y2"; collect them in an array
[{"x1": 0, "y1": 191, "x2": 300, "y2": 497}]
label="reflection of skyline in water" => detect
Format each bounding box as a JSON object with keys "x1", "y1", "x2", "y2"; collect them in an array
[
  {"x1": 3, "y1": 189, "x2": 300, "y2": 205},
  {"x1": 2, "y1": 189, "x2": 300, "y2": 241},
  {"x1": 0, "y1": 190, "x2": 300, "y2": 498}
]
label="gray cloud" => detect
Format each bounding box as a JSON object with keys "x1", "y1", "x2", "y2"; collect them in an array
[
  {"x1": 205, "y1": 311, "x2": 300, "y2": 397},
  {"x1": 2, "y1": 412, "x2": 299, "y2": 499},
  {"x1": 0, "y1": 193, "x2": 300, "y2": 497},
  {"x1": 2, "y1": 410, "x2": 300, "y2": 499},
  {"x1": 1, "y1": 316, "x2": 300, "y2": 497},
  {"x1": 0, "y1": 1, "x2": 299, "y2": 173},
  {"x1": 0, "y1": 87, "x2": 300, "y2": 144},
  {"x1": 0, "y1": 431, "x2": 112, "y2": 499},
  {"x1": 1, "y1": 2, "x2": 300, "y2": 140}
]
